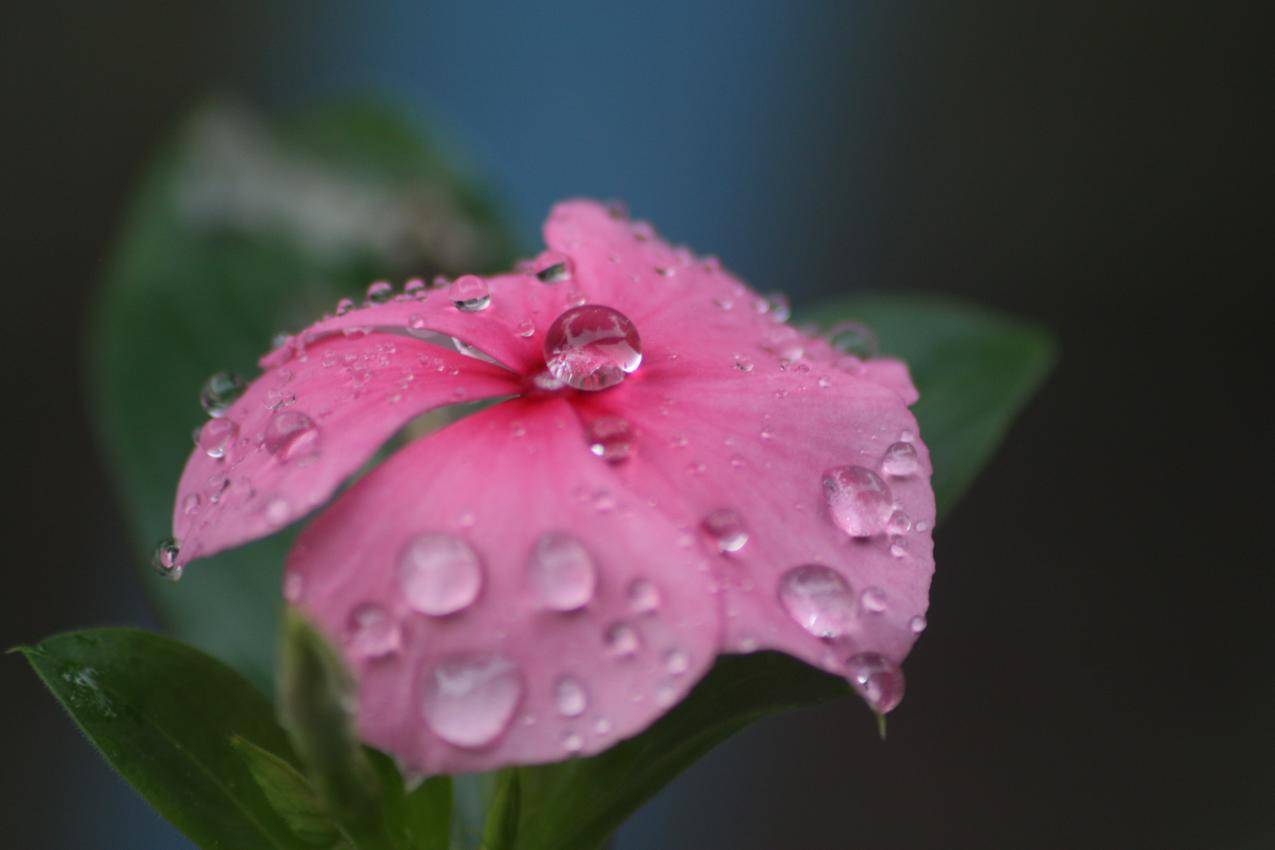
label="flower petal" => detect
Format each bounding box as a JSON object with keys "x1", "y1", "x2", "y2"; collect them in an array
[
  {"x1": 285, "y1": 398, "x2": 721, "y2": 775},
  {"x1": 173, "y1": 333, "x2": 520, "y2": 565}
]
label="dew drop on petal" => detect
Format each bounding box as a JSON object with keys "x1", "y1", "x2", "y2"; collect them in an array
[
  {"x1": 534, "y1": 251, "x2": 573, "y2": 283},
  {"x1": 450, "y1": 275, "x2": 491, "y2": 312},
  {"x1": 887, "y1": 509, "x2": 912, "y2": 535},
  {"x1": 554, "y1": 675, "x2": 588, "y2": 717},
  {"x1": 420, "y1": 653, "x2": 523, "y2": 748},
  {"x1": 181, "y1": 493, "x2": 201, "y2": 516},
  {"x1": 398, "y1": 533, "x2": 483, "y2": 616},
  {"x1": 826, "y1": 321, "x2": 879, "y2": 359},
  {"x1": 604, "y1": 621, "x2": 641, "y2": 658},
  {"x1": 778, "y1": 564, "x2": 856, "y2": 638},
  {"x1": 543, "y1": 305, "x2": 642, "y2": 391},
  {"x1": 335, "y1": 297, "x2": 355, "y2": 316},
  {"x1": 701, "y1": 508, "x2": 749, "y2": 553},
  {"x1": 347, "y1": 603, "x2": 401, "y2": 659},
  {"x1": 516, "y1": 319, "x2": 536, "y2": 338},
  {"x1": 586, "y1": 415, "x2": 634, "y2": 463},
  {"x1": 151, "y1": 538, "x2": 183, "y2": 581},
  {"x1": 822, "y1": 465, "x2": 894, "y2": 538},
  {"x1": 664, "y1": 648, "x2": 690, "y2": 676},
  {"x1": 763, "y1": 291, "x2": 791, "y2": 322},
  {"x1": 264, "y1": 410, "x2": 321, "y2": 464},
  {"x1": 844, "y1": 652, "x2": 905, "y2": 714},
  {"x1": 198, "y1": 417, "x2": 238, "y2": 459},
  {"x1": 366, "y1": 280, "x2": 394, "y2": 304},
  {"x1": 627, "y1": 578, "x2": 661, "y2": 615},
  {"x1": 882, "y1": 441, "x2": 920, "y2": 477},
  {"x1": 733, "y1": 353, "x2": 755, "y2": 372},
  {"x1": 528, "y1": 532, "x2": 596, "y2": 611},
  {"x1": 199, "y1": 371, "x2": 246, "y2": 417},
  {"x1": 909, "y1": 614, "x2": 928, "y2": 634},
  {"x1": 860, "y1": 586, "x2": 888, "y2": 614},
  {"x1": 404, "y1": 278, "x2": 427, "y2": 299},
  {"x1": 562, "y1": 731, "x2": 584, "y2": 753}
]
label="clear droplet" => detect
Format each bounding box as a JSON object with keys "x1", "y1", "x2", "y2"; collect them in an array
[
  {"x1": 822, "y1": 466, "x2": 895, "y2": 537},
  {"x1": 887, "y1": 509, "x2": 912, "y2": 535},
  {"x1": 403, "y1": 278, "x2": 427, "y2": 299},
  {"x1": 398, "y1": 533, "x2": 483, "y2": 616},
  {"x1": 528, "y1": 532, "x2": 596, "y2": 611},
  {"x1": 516, "y1": 319, "x2": 536, "y2": 338},
  {"x1": 860, "y1": 586, "x2": 888, "y2": 614},
  {"x1": 664, "y1": 648, "x2": 690, "y2": 675},
  {"x1": 586, "y1": 416, "x2": 634, "y2": 463},
  {"x1": 420, "y1": 653, "x2": 523, "y2": 748},
  {"x1": 264, "y1": 410, "x2": 320, "y2": 464},
  {"x1": 151, "y1": 538, "x2": 182, "y2": 581},
  {"x1": 543, "y1": 305, "x2": 643, "y2": 391},
  {"x1": 554, "y1": 675, "x2": 588, "y2": 717},
  {"x1": 347, "y1": 603, "x2": 401, "y2": 659},
  {"x1": 562, "y1": 731, "x2": 584, "y2": 753},
  {"x1": 534, "y1": 251, "x2": 572, "y2": 283},
  {"x1": 181, "y1": 493, "x2": 201, "y2": 516},
  {"x1": 844, "y1": 652, "x2": 905, "y2": 714},
  {"x1": 335, "y1": 297, "x2": 355, "y2": 316},
  {"x1": 826, "y1": 321, "x2": 879, "y2": 359},
  {"x1": 604, "y1": 621, "x2": 641, "y2": 658},
  {"x1": 701, "y1": 508, "x2": 749, "y2": 553},
  {"x1": 909, "y1": 615, "x2": 927, "y2": 634},
  {"x1": 366, "y1": 280, "x2": 394, "y2": 304},
  {"x1": 778, "y1": 564, "x2": 856, "y2": 638},
  {"x1": 762, "y1": 291, "x2": 791, "y2": 322},
  {"x1": 450, "y1": 275, "x2": 491, "y2": 312},
  {"x1": 199, "y1": 371, "x2": 246, "y2": 417},
  {"x1": 197, "y1": 417, "x2": 238, "y2": 459},
  {"x1": 627, "y1": 578, "x2": 661, "y2": 615},
  {"x1": 882, "y1": 441, "x2": 920, "y2": 477},
  {"x1": 732, "y1": 353, "x2": 755, "y2": 372}
]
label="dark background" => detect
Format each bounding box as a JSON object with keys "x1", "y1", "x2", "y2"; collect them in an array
[{"x1": 3, "y1": 2, "x2": 1268, "y2": 848}]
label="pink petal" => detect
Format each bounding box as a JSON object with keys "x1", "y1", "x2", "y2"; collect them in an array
[
  {"x1": 173, "y1": 333, "x2": 520, "y2": 564},
  {"x1": 286, "y1": 399, "x2": 720, "y2": 775}
]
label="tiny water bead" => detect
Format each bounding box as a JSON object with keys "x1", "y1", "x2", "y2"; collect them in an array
[
  {"x1": 534, "y1": 251, "x2": 572, "y2": 283},
  {"x1": 554, "y1": 675, "x2": 589, "y2": 717},
  {"x1": 335, "y1": 297, "x2": 355, "y2": 316},
  {"x1": 604, "y1": 621, "x2": 641, "y2": 658},
  {"x1": 198, "y1": 417, "x2": 238, "y2": 459},
  {"x1": 450, "y1": 275, "x2": 491, "y2": 312},
  {"x1": 151, "y1": 538, "x2": 183, "y2": 580},
  {"x1": 398, "y1": 533, "x2": 483, "y2": 616},
  {"x1": 825, "y1": 321, "x2": 879, "y2": 359},
  {"x1": 881, "y1": 441, "x2": 920, "y2": 477},
  {"x1": 701, "y1": 508, "x2": 749, "y2": 553},
  {"x1": 366, "y1": 280, "x2": 394, "y2": 304},
  {"x1": 627, "y1": 578, "x2": 661, "y2": 615},
  {"x1": 586, "y1": 416, "x2": 634, "y2": 463},
  {"x1": 860, "y1": 586, "x2": 888, "y2": 614},
  {"x1": 844, "y1": 652, "x2": 905, "y2": 714},
  {"x1": 346, "y1": 603, "x2": 402, "y2": 659},
  {"x1": 528, "y1": 531, "x2": 596, "y2": 611},
  {"x1": 420, "y1": 653, "x2": 523, "y2": 748},
  {"x1": 264, "y1": 410, "x2": 321, "y2": 464},
  {"x1": 543, "y1": 305, "x2": 643, "y2": 391},
  {"x1": 403, "y1": 278, "x2": 427, "y2": 299},
  {"x1": 822, "y1": 465, "x2": 895, "y2": 538},
  {"x1": 199, "y1": 371, "x2": 246, "y2": 417},
  {"x1": 909, "y1": 614, "x2": 928, "y2": 634},
  {"x1": 778, "y1": 564, "x2": 856, "y2": 638}
]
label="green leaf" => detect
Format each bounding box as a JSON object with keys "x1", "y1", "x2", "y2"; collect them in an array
[
  {"x1": 808, "y1": 293, "x2": 1058, "y2": 518},
  {"x1": 232, "y1": 736, "x2": 347, "y2": 847},
  {"x1": 505, "y1": 295, "x2": 1055, "y2": 850},
  {"x1": 364, "y1": 749, "x2": 452, "y2": 850},
  {"x1": 481, "y1": 771, "x2": 522, "y2": 850},
  {"x1": 91, "y1": 100, "x2": 516, "y2": 685},
  {"x1": 18, "y1": 629, "x2": 311, "y2": 850}
]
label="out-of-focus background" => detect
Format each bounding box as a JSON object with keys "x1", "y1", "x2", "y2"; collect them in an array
[{"x1": 3, "y1": 2, "x2": 1268, "y2": 849}]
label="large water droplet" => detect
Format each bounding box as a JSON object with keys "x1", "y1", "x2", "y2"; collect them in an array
[
  {"x1": 701, "y1": 508, "x2": 749, "y2": 552},
  {"x1": 826, "y1": 321, "x2": 879, "y2": 359},
  {"x1": 420, "y1": 653, "x2": 523, "y2": 748},
  {"x1": 197, "y1": 417, "x2": 239, "y2": 460},
  {"x1": 844, "y1": 652, "x2": 905, "y2": 714},
  {"x1": 554, "y1": 675, "x2": 588, "y2": 717},
  {"x1": 543, "y1": 305, "x2": 642, "y2": 391},
  {"x1": 822, "y1": 466, "x2": 894, "y2": 537},
  {"x1": 450, "y1": 275, "x2": 491, "y2": 312},
  {"x1": 586, "y1": 416, "x2": 634, "y2": 463},
  {"x1": 346, "y1": 603, "x2": 401, "y2": 659},
  {"x1": 778, "y1": 564, "x2": 856, "y2": 638},
  {"x1": 398, "y1": 533, "x2": 483, "y2": 616},
  {"x1": 528, "y1": 532, "x2": 596, "y2": 611},
  {"x1": 264, "y1": 410, "x2": 321, "y2": 464},
  {"x1": 199, "y1": 371, "x2": 246, "y2": 417},
  {"x1": 882, "y1": 441, "x2": 920, "y2": 477},
  {"x1": 151, "y1": 538, "x2": 183, "y2": 581}
]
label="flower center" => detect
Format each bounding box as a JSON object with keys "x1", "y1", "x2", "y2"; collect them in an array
[{"x1": 542, "y1": 305, "x2": 642, "y2": 391}]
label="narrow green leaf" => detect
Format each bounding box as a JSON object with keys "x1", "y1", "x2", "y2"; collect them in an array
[
  {"x1": 19, "y1": 628, "x2": 309, "y2": 850},
  {"x1": 481, "y1": 770, "x2": 522, "y2": 850},
  {"x1": 364, "y1": 748, "x2": 452, "y2": 850},
  {"x1": 232, "y1": 736, "x2": 346, "y2": 847}
]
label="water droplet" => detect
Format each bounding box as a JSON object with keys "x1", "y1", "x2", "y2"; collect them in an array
[
  {"x1": 398, "y1": 533, "x2": 483, "y2": 616},
  {"x1": 534, "y1": 251, "x2": 572, "y2": 283},
  {"x1": 543, "y1": 305, "x2": 643, "y2": 391},
  {"x1": 889, "y1": 538, "x2": 908, "y2": 558},
  {"x1": 264, "y1": 410, "x2": 321, "y2": 464},
  {"x1": 593, "y1": 717, "x2": 613, "y2": 735},
  {"x1": 403, "y1": 278, "x2": 427, "y2": 299},
  {"x1": 335, "y1": 297, "x2": 355, "y2": 316},
  {"x1": 181, "y1": 493, "x2": 201, "y2": 516},
  {"x1": 366, "y1": 280, "x2": 394, "y2": 304},
  {"x1": 420, "y1": 653, "x2": 523, "y2": 748},
  {"x1": 554, "y1": 675, "x2": 588, "y2": 717},
  {"x1": 516, "y1": 319, "x2": 536, "y2": 338},
  {"x1": 844, "y1": 653, "x2": 905, "y2": 714},
  {"x1": 627, "y1": 579, "x2": 661, "y2": 615},
  {"x1": 762, "y1": 292, "x2": 791, "y2": 322},
  {"x1": 264, "y1": 497, "x2": 289, "y2": 527},
  {"x1": 778, "y1": 564, "x2": 856, "y2": 638},
  {"x1": 882, "y1": 441, "x2": 920, "y2": 477},
  {"x1": 664, "y1": 648, "x2": 689, "y2": 675},
  {"x1": 562, "y1": 731, "x2": 584, "y2": 753},
  {"x1": 151, "y1": 538, "x2": 182, "y2": 581},
  {"x1": 760, "y1": 326, "x2": 804, "y2": 364},
  {"x1": 451, "y1": 275, "x2": 491, "y2": 312},
  {"x1": 701, "y1": 508, "x2": 749, "y2": 553},
  {"x1": 199, "y1": 371, "x2": 246, "y2": 417},
  {"x1": 887, "y1": 510, "x2": 912, "y2": 535},
  {"x1": 586, "y1": 416, "x2": 634, "y2": 463},
  {"x1": 733, "y1": 353, "x2": 755, "y2": 372},
  {"x1": 198, "y1": 417, "x2": 238, "y2": 459},
  {"x1": 347, "y1": 603, "x2": 401, "y2": 659},
  {"x1": 528, "y1": 532, "x2": 596, "y2": 611},
  {"x1": 604, "y1": 621, "x2": 641, "y2": 658},
  {"x1": 822, "y1": 466, "x2": 895, "y2": 537},
  {"x1": 826, "y1": 321, "x2": 879, "y2": 359},
  {"x1": 909, "y1": 615, "x2": 927, "y2": 634},
  {"x1": 408, "y1": 313, "x2": 428, "y2": 330},
  {"x1": 860, "y1": 586, "x2": 888, "y2": 614}
]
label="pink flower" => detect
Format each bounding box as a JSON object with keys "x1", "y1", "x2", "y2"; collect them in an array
[{"x1": 168, "y1": 200, "x2": 934, "y2": 775}]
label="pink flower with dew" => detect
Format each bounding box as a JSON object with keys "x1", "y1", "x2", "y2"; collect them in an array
[{"x1": 166, "y1": 200, "x2": 935, "y2": 776}]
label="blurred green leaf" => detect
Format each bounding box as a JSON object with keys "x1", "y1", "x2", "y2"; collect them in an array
[
  {"x1": 19, "y1": 629, "x2": 311, "y2": 850},
  {"x1": 92, "y1": 100, "x2": 515, "y2": 685},
  {"x1": 481, "y1": 770, "x2": 522, "y2": 850},
  {"x1": 364, "y1": 749, "x2": 452, "y2": 850},
  {"x1": 233, "y1": 736, "x2": 347, "y2": 847}
]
